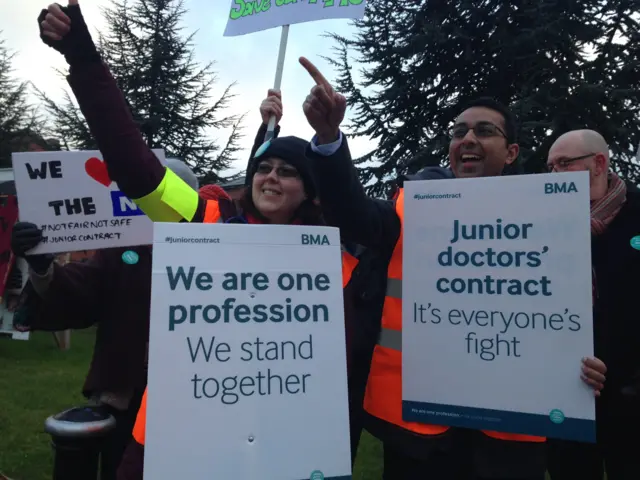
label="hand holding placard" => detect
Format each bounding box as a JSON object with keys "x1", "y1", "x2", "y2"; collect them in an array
[
  {"x1": 300, "y1": 57, "x2": 346, "y2": 145},
  {"x1": 260, "y1": 89, "x2": 283, "y2": 127},
  {"x1": 11, "y1": 222, "x2": 53, "y2": 274}
]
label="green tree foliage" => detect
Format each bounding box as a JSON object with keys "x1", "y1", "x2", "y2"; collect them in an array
[
  {"x1": 37, "y1": 0, "x2": 244, "y2": 183},
  {"x1": 328, "y1": 0, "x2": 640, "y2": 196},
  {"x1": 0, "y1": 35, "x2": 45, "y2": 167}
]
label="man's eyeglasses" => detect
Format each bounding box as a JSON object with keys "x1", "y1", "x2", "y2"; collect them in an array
[
  {"x1": 255, "y1": 162, "x2": 300, "y2": 178},
  {"x1": 547, "y1": 153, "x2": 595, "y2": 172},
  {"x1": 449, "y1": 121, "x2": 507, "y2": 140}
]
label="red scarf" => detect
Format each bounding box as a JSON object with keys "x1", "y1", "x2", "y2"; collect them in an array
[{"x1": 590, "y1": 172, "x2": 627, "y2": 301}]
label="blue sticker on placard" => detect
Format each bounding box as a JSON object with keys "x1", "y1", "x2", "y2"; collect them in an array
[
  {"x1": 549, "y1": 409, "x2": 565, "y2": 424},
  {"x1": 630, "y1": 236, "x2": 640, "y2": 250},
  {"x1": 310, "y1": 471, "x2": 324, "y2": 480},
  {"x1": 122, "y1": 250, "x2": 139, "y2": 265}
]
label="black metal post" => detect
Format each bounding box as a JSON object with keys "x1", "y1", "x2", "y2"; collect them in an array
[{"x1": 44, "y1": 406, "x2": 116, "y2": 480}]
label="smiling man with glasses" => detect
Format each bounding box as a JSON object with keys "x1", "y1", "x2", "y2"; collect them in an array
[
  {"x1": 299, "y1": 54, "x2": 599, "y2": 477},
  {"x1": 448, "y1": 97, "x2": 520, "y2": 178}
]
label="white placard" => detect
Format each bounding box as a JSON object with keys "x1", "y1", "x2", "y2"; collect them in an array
[
  {"x1": 401, "y1": 172, "x2": 596, "y2": 442},
  {"x1": 223, "y1": 0, "x2": 366, "y2": 37},
  {"x1": 145, "y1": 223, "x2": 351, "y2": 479},
  {"x1": 12, "y1": 150, "x2": 165, "y2": 254}
]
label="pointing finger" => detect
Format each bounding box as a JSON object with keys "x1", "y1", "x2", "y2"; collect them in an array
[
  {"x1": 311, "y1": 84, "x2": 335, "y2": 110},
  {"x1": 299, "y1": 56, "x2": 332, "y2": 90}
]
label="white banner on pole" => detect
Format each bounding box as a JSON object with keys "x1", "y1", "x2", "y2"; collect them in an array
[
  {"x1": 401, "y1": 172, "x2": 596, "y2": 443},
  {"x1": 12, "y1": 150, "x2": 165, "y2": 254},
  {"x1": 144, "y1": 222, "x2": 351, "y2": 479},
  {"x1": 223, "y1": 0, "x2": 366, "y2": 37}
]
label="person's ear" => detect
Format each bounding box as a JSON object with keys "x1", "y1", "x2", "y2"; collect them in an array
[
  {"x1": 505, "y1": 143, "x2": 520, "y2": 165},
  {"x1": 594, "y1": 153, "x2": 607, "y2": 176}
]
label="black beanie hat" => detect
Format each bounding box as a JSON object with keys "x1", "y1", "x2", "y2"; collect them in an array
[{"x1": 247, "y1": 136, "x2": 316, "y2": 199}]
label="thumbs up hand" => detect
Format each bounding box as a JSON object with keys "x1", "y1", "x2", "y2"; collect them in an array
[
  {"x1": 300, "y1": 57, "x2": 346, "y2": 145},
  {"x1": 38, "y1": 1, "x2": 99, "y2": 65}
]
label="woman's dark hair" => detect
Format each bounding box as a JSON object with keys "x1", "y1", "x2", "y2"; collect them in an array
[{"x1": 238, "y1": 186, "x2": 324, "y2": 226}]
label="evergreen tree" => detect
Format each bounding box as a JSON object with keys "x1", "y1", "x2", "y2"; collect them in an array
[
  {"x1": 0, "y1": 35, "x2": 43, "y2": 167},
  {"x1": 328, "y1": 0, "x2": 640, "y2": 196},
  {"x1": 37, "y1": 0, "x2": 244, "y2": 183}
]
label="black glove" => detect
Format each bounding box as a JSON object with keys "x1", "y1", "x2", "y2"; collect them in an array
[
  {"x1": 11, "y1": 222, "x2": 54, "y2": 274},
  {"x1": 38, "y1": 3, "x2": 100, "y2": 66}
]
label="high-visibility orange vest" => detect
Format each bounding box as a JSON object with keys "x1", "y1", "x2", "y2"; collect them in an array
[
  {"x1": 132, "y1": 388, "x2": 147, "y2": 445},
  {"x1": 363, "y1": 188, "x2": 545, "y2": 443},
  {"x1": 203, "y1": 199, "x2": 224, "y2": 224},
  {"x1": 132, "y1": 199, "x2": 360, "y2": 446}
]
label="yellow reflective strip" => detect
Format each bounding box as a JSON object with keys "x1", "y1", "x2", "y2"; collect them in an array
[{"x1": 134, "y1": 168, "x2": 199, "y2": 223}]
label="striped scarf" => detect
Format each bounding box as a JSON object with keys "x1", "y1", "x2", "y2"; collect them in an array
[{"x1": 590, "y1": 172, "x2": 627, "y2": 300}]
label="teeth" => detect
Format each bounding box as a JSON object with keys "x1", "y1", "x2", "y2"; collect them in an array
[
  {"x1": 461, "y1": 154, "x2": 481, "y2": 161},
  {"x1": 263, "y1": 189, "x2": 280, "y2": 196}
]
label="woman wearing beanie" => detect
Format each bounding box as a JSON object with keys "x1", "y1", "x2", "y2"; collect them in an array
[
  {"x1": 36, "y1": 2, "x2": 320, "y2": 228},
  {"x1": 36, "y1": 4, "x2": 360, "y2": 478}
]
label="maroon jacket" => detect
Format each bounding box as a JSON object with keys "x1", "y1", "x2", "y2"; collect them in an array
[
  {"x1": 18, "y1": 246, "x2": 152, "y2": 399},
  {"x1": 61, "y1": 53, "x2": 358, "y2": 480}
]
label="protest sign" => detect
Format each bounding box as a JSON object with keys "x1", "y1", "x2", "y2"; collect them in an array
[
  {"x1": 401, "y1": 172, "x2": 595, "y2": 442},
  {"x1": 223, "y1": 0, "x2": 366, "y2": 37},
  {"x1": 12, "y1": 150, "x2": 165, "y2": 254},
  {"x1": 145, "y1": 222, "x2": 351, "y2": 479}
]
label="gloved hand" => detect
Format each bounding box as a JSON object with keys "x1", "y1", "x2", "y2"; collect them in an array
[
  {"x1": 37, "y1": 1, "x2": 100, "y2": 66},
  {"x1": 11, "y1": 222, "x2": 54, "y2": 274}
]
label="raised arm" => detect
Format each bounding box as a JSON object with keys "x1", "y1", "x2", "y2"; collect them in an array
[
  {"x1": 38, "y1": 1, "x2": 204, "y2": 223},
  {"x1": 299, "y1": 57, "x2": 400, "y2": 252}
]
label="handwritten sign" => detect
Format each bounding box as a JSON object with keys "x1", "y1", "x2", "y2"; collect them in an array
[
  {"x1": 12, "y1": 150, "x2": 166, "y2": 254},
  {"x1": 401, "y1": 172, "x2": 596, "y2": 442},
  {"x1": 223, "y1": 0, "x2": 367, "y2": 37},
  {"x1": 145, "y1": 222, "x2": 351, "y2": 479}
]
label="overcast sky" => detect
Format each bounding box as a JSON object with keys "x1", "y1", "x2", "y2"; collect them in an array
[{"x1": 3, "y1": 0, "x2": 373, "y2": 175}]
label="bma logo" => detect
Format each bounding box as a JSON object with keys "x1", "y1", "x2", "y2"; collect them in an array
[
  {"x1": 544, "y1": 182, "x2": 578, "y2": 194},
  {"x1": 110, "y1": 191, "x2": 145, "y2": 217},
  {"x1": 301, "y1": 234, "x2": 330, "y2": 245}
]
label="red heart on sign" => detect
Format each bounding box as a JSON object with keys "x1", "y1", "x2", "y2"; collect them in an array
[{"x1": 85, "y1": 157, "x2": 112, "y2": 187}]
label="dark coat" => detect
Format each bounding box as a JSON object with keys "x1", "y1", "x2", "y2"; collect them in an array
[
  {"x1": 17, "y1": 246, "x2": 152, "y2": 399},
  {"x1": 591, "y1": 182, "x2": 640, "y2": 423}
]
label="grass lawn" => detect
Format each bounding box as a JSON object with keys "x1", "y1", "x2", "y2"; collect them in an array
[{"x1": 0, "y1": 329, "x2": 383, "y2": 479}]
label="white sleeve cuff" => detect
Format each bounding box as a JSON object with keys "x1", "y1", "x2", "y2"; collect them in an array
[{"x1": 310, "y1": 131, "x2": 343, "y2": 157}]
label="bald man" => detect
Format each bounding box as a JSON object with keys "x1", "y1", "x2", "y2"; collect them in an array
[
  {"x1": 547, "y1": 129, "x2": 612, "y2": 200},
  {"x1": 546, "y1": 130, "x2": 640, "y2": 480}
]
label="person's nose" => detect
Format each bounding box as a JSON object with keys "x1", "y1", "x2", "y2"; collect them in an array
[
  {"x1": 265, "y1": 167, "x2": 280, "y2": 182},
  {"x1": 461, "y1": 128, "x2": 478, "y2": 146}
]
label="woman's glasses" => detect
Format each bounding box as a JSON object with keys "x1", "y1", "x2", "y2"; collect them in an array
[{"x1": 255, "y1": 163, "x2": 300, "y2": 178}]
